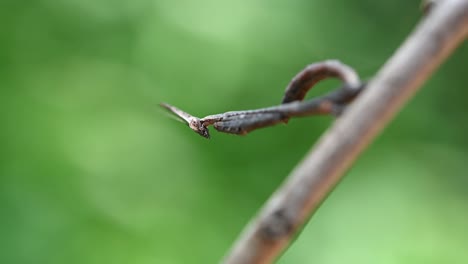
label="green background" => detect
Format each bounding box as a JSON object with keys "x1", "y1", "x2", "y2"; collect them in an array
[{"x1": 1, "y1": 1, "x2": 467, "y2": 263}]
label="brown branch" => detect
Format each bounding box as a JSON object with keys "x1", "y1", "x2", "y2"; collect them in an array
[{"x1": 222, "y1": 1, "x2": 468, "y2": 263}]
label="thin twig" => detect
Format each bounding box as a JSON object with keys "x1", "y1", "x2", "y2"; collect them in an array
[{"x1": 222, "y1": 1, "x2": 468, "y2": 263}]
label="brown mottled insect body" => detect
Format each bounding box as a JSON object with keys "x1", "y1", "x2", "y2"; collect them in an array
[{"x1": 161, "y1": 60, "x2": 365, "y2": 139}]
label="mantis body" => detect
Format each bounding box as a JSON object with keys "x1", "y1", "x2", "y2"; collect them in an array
[{"x1": 161, "y1": 60, "x2": 365, "y2": 139}]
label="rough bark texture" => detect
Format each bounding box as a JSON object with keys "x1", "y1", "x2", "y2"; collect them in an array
[{"x1": 222, "y1": 1, "x2": 468, "y2": 263}]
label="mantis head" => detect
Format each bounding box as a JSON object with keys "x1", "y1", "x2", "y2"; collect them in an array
[
  {"x1": 160, "y1": 102, "x2": 210, "y2": 139},
  {"x1": 189, "y1": 119, "x2": 210, "y2": 139}
]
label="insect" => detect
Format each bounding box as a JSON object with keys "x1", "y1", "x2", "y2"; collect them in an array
[{"x1": 161, "y1": 60, "x2": 365, "y2": 139}]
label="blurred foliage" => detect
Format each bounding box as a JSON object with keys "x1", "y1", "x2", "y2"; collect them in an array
[{"x1": 0, "y1": 0, "x2": 467, "y2": 263}]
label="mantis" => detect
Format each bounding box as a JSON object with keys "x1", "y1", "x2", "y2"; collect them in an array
[{"x1": 160, "y1": 60, "x2": 365, "y2": 139}]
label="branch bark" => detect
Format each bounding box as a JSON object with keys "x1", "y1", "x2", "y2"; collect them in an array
[{"x1": 222, "y1": 1, "x2": 468, "y2": 263}]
